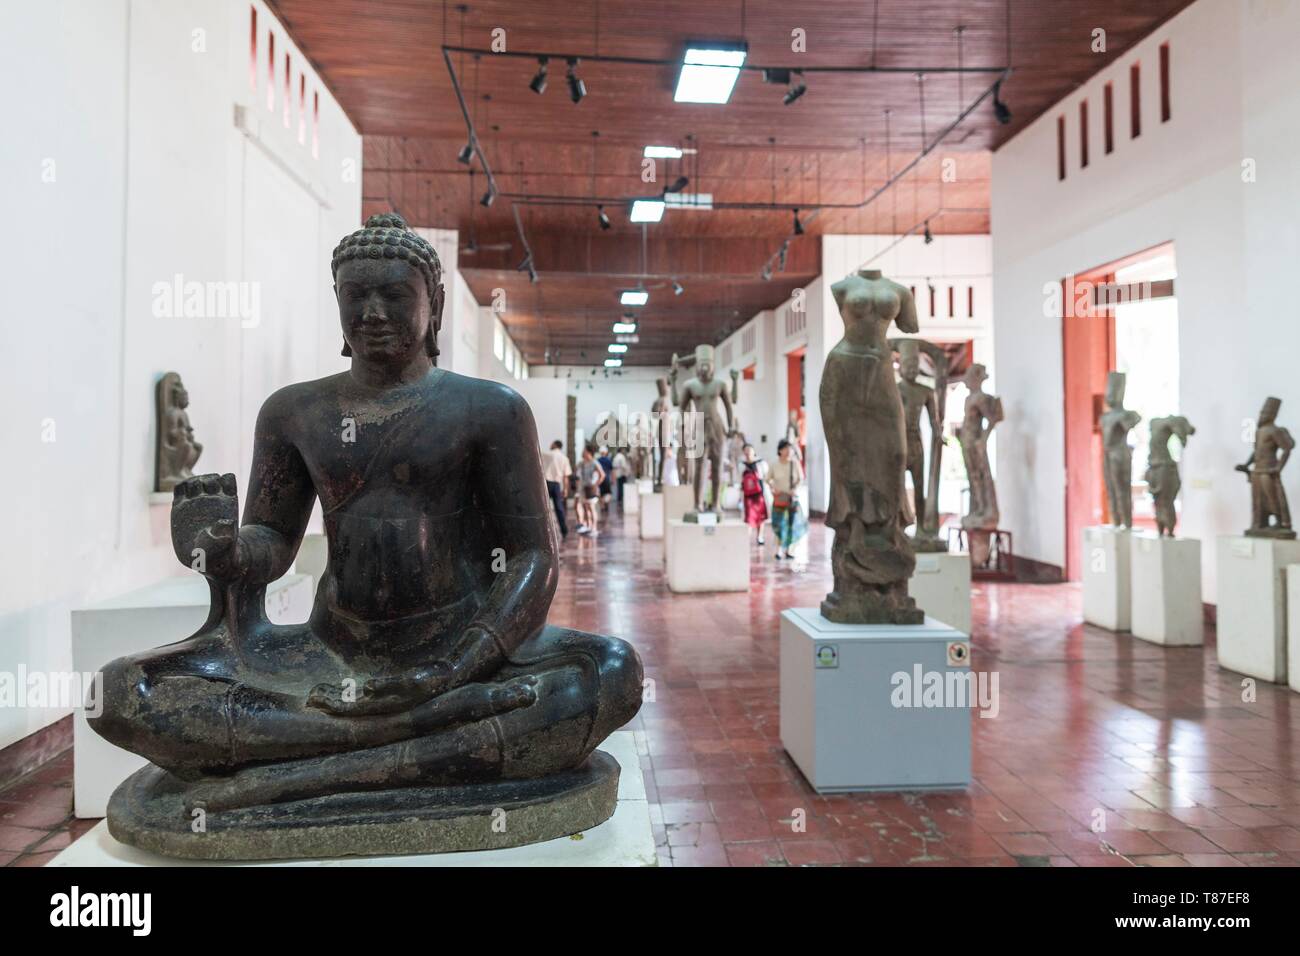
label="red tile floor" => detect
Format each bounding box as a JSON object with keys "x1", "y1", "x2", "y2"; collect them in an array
[{"x1": 4, "y1": 506, "x2": 1299, "y2": 867}]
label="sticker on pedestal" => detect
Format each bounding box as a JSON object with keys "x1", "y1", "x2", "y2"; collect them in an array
[
  {"x1": 916, "y1": 554, "x2": 940, "y2": 574},
  {"x1": 946, "y1": 641, "x2": 970, "y2": 667},
  {"x1": 814, "y1": 644, "x2": 839, "y2": 669}
]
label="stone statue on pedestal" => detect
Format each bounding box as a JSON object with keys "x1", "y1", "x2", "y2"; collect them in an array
[
  {"x1": 1236, "y1": 396, "x2": 1294, "y2": 539},
  {"x1": 1100, "y1": 371, "x2": 1141, "y2": 529},
  {"x1": 91, "y1": 214, "x2": 643, "y2": 860},
  {"x1": 1145, "y1": 415, "x2": 1195, "y2": 537},
  {"x1": 958, "y1": 364, "x2": 1003, "y2": 568},
  {"x1": 819, "y1": 269, "x2": 923, "y2": 625},
  {"x1": 650, "y1": 377, "x2": 671, "y2": 490},
  {"x1": 154, "y1": 372, "x2": 203, "y2": 493},
  {"x1": 891, "y1": 338, "x2": 949, "y2": 552},
  {"x1": 670, "y1": 345, "x2": 735, "y2": 519}
]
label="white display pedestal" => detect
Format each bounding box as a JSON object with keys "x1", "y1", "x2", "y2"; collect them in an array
[
  {"x1": 1082, "y1": 526, "x2": 1132, "y2": 631},
  {"x1": 779, "y1": 609, "x2": 971, "y2": 792},
  {"x1": 70, "y1": 574, "x2": 315, "y2": 818},
  {"x1": 1130, "y1": 533, "x2": 1203, "y2": 646},
  {"x1": 665, "y1": 520, "x2": 750, "y2": 593},
  {"x1": 1216, "y1": 535, "x2": 1300, "y2": 682},
  {"x1": 1288, "y1": 566, "x2": 1300, "y2": 693},
  {"x1": 663, "y1": 485, "x2": 694, "y2": 533},
  {"x1": 907, "y1": 552, "x2": 971, "y2": 634},
  {"x1": 623, "y1": 479, "x2": 640, "y2": 516},
  {"x1": 50, "y1": 732, "x2": 654, "y2": 867},
  {"x1": 639, "y1": 492, "x2": 664, "y2": 540}
]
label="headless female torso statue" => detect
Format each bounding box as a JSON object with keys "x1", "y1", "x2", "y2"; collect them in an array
[
  {"x1": 1100, "y1": 371, "x2": 1141, "y2": 529},
  {"x1": 1146, "y1": 415, "x2": 1195, "y2": 536},
  {"x1": 92, "y1": 215, "x2": 642, "y2": 823},
  {"x1": 819, "y1": 270, "x2": 923, "y2": 625}
]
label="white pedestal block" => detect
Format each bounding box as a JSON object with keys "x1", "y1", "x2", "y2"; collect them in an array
[
  {"x1": 623, "y1": 479, "x2": 640, "y2": 515},
  {"x1": 50, "y1": 732, "x2": 654, "y2": 867},
  {"x1": 663, "y1": 485, "x2": 694, "y2": 533},
  {"x1": 779, "y1": 609, "x2": 972, "y2": 792},
  {"x1": 639, "y1": 492, "x2": 664, "y2": 540},
  {"x1": 907, "y1": 552, "x2": 971, "y2": 634},
  {"x1": 1130, "y1": 534, "x2": 1203, "y2": 646},
  {"x1": 1082, "y1": 526, "x2": 1132, "y2": 631},
  {"x1": 70, "y1": 574, "x2": 315, "y2": 818},
  {"x1": 665, "y1": 520, "x2": 750, "y2": 593},
  {"x1": 1288, "y1": 566, "x2": 1300, "y2": 693},
  {"x1": 1216, "y1": 535, "x2": 1300, "y2": 682}
]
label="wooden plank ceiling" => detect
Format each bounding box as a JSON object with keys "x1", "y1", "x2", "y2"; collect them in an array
[{"x1": 270, "y1": 0, "x2": 1195, "y2": 366}]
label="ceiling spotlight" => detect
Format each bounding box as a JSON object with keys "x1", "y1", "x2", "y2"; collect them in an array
[
  {"x1": 629, "y1": 198, "x2": 666, "y2": 223},
  {"x1": 515, "y1": 254, "x2": 532, "y2": 273},
  {"x1": 762, "y1": 67, "x2": 791, "y2": 85},
  {"x1": 778, "y1": 241, "x2": 789, "y2": 272},
  {"x1": 783, "y1": 72, "x2": 807, "y2": 106},
  {"x1": 672, "y1": 280, "x2": 684, "y2": 296},
  {"x1": 527, "y1": 263, "x2": 539, "y2": 284},
  {"x1": 792, "y1": 209, "x2": 804, "y2": 235},
  {"x1": 480, "y1": 188, "x2": 495, "y2": 207},
  {"x1": 620, "y1": 289, "x2": 649, "y2": 306},
  {"x1": 923, "y1": 221, "x2": 934, "y2": 244},
  {"x1": 612, "y1": 320, "x2": 637, "y2": 334},
  {"x1": 605, "y1": 358, "x2": 623, "y2": 368},
  {"x1": 674, "y1": 43, "x2": 747, "y2": 104},
  {"x1": 608, "y1": 343, "x2": 628, "y2": 354},
  {"x1": 597, "y1": 205, "x2": 611, "y2": 230},
  {"x1": 993, "y1": 79, "x2": 1012, "y2": 125},
  {"x1": 457, "y1": 141, "x2": 474, "y2": 165},
  {"x1": 566, "y1": 58, "x2": 586, "y2": 104},
  {"x1": 665, "y1": 175, "x2": 690, "y2": 194},
  {"x1": 761, "y1": 265, "x2": 773, "y2": 281},
  {"x1": 529, "y1": 57, "x2": 549, "y2": 95}
]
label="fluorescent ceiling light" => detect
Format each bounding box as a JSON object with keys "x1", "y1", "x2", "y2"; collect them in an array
[
  {"x1": 612, "y1": 321, "x2": 637, "y2": 334},
  {"x1": 605, "y1": 358, "x2": 623, "y2": 367},
  {"x1": 620, "y1": 289, "x2": 649, "y2": 306},
  {"x1": 629, "y1": 199, "x2": 666, "y2": 223},
  {"x1": 675, "y1": 45, "x2": 747, "y2": 104},
  {"x1": 665, "y1": 192, "x2": 713, "y2": 210},
  {"x1": 608, "y1": 343, "x2": 628, "y2": 354},
  {"x1": 644, "y1": 145, "x2": 683, "y2": 159}
]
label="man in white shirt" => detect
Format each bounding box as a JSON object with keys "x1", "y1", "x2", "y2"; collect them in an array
[{"x1": 542, "y1": 440, "x2": 573, "y2": 539}]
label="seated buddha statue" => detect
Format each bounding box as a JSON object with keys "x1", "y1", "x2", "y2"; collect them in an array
[{"x1": 91, "y1": 214, "x2": 643, "y2": 855}]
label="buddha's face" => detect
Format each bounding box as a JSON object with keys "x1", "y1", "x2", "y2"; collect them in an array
[
  {"x1": 174, "y1": 385, "x2": 189, "y2": 408},
  {"x1": 335, "y1": 257, "x2": 436, "y2": 364}
]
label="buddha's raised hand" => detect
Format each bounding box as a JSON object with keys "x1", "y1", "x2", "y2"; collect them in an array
[{"x1": 171, "y1": 473, "x2": 246, "y2": 581}]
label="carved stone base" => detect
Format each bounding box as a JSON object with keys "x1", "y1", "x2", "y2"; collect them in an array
[
  {"x1": 1245, "y1": 526, "x2": 1297, "y2": 540},
  {"x1": 105, "y1": 752, "x2": 620, "y2": 862},
  {"x1": 909, "y1": 533, "x2": 949, "y2": 553},
  {"x1": 820, "y1": 588, "x2": 924, "y2": 626}
]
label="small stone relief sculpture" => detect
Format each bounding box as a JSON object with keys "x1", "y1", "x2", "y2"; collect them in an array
[
  {"x1": 1145, "y1": 415, "x2": 1195, "y2": 537},
  {"x1": 891, "y1": 338, "x2": 949, "y2": 552},
  {"x1": 154, "y1": 372, "x2": 203, "y2": 493},
  {"x1": 1099, "y1": 371, "x2": 1141, "y2": 529},
  {"x1": 1236, "y1": 396, "x2": 1295, "y2": 539},
  {"x1": 819, "y1": 269, "x2": 923, "y2": 625},
  {"x1": 670, "y1": 345, "x2": 736, "y2": 518}
]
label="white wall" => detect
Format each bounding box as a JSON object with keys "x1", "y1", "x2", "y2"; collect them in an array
[
  {"x1": 991, "y1": 0, "x2": 1294, "y2": 599},
  {"x1": 0, "y1": 0, "x2": 360, "y2": 749}
]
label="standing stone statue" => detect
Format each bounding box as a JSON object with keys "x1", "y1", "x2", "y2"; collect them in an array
[
  {"x1": 650, "y1": 378, "x2": 671, "y2": 489},
  {"x1": 1100, "y1": 371, "x2": 1141, "y2": 529},
  {"x1": 819, "y1": 269, "x2": 923, "y2": 625},
  {"x1": 958, "y1": 364, "x2": 1003, "y2": 568},
  {"x1": 671, "y1": 345, "x2": 735, "y2": 518},
  {"x1": 91, "y1": 214, "x2": 643, "y2": 860},
  {"x1": 785, "y1": 409, "x2": 804, "y2": 462},
  {"x1": 154, "y1": 372, "x2": 203, "y2": 493},
  {"x1": 1146, "y1": 415, "x2": 1195, "y2": 537},
  {"x1": 891, "y1": 338, "x2": 948, "y2": 551},
  {"x1": 1236, "y1": 396, "x2": 1295, "y2": 539}
]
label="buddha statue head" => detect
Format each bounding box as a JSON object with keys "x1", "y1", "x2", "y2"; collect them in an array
[
  {"x1": 694, "y1": 344, "x2": 715, "y2": 383},
  {"x1": 1260, "y1": 395, "x2": 1282, "y2": 426},
  {"x1": 331, "y1": 213, "x2": 445, "y2": 363},
  {"x1": 897, "y1": 339, "x2": 921, "y2": 382},
  {"x1": 1105, "y1": 370, "x2": 1127, "y2": 410}
]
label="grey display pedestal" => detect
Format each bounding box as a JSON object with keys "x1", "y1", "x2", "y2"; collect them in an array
[
  {"x1": 779, "y1": 608, "x2": 972, "y2": 793},
  {"x1": 1082, "y1": 526, "x2": 1131, "y2": 631},
  {"x1": 1130, "y1": 533, "x2": 1202, "y2": 646},
  {"x1": 1216, "y1": 535, "x2": 1300, "y2": 682}
]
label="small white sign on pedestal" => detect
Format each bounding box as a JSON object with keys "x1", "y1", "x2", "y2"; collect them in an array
[
  {"x1": 1082, "y1": 526, "x2": 1132, "y2": 631},
  {"x1": 662, "y1": 485, "x2": 694, "y2": 534},
  {"x1": 71, "y1": 574, "x2": 315, "y2": 818},
  {"x1": 1217, "y1": 535, "x2": 1300, "y2": 682},
  {"x1": 623, "y1": 479, "x2": 641, "y2": 516},
  {"x1": 665, "y1": 519, "x2": 749, "y2": 592},
  {"x1": 780, "y1": 608, "x2": 972, "y2": 792},
  {"x1": 1130, "y1": 533, "x2": 1203, "y2": 646},
  {"x1": 639, "y1": 492, "x2": 664, "y2": 540},
  {"x1": 907, "y1": 552, "x2": 972, "y2": 634}
]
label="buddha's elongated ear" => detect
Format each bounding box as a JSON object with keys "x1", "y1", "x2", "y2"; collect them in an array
[{"x1": 425, "y1": 282, "x2": 445, "y2": 360}]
